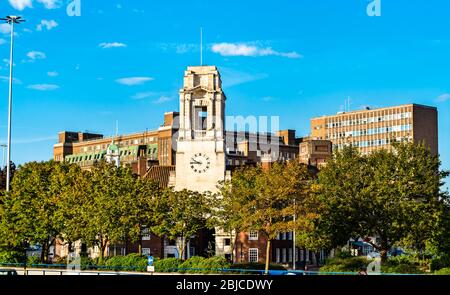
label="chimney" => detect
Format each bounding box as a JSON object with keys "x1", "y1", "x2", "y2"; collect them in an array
[{"x1": 261, "y1": 153, "x2": 273, "y2": 171}]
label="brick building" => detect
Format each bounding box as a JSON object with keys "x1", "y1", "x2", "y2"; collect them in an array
[
  {"x1": 310, "y1": 104, "x2": 438, "y2": 155},
  {"x1": 52, "y1": 65, "x2": 333, "y2": 265}
]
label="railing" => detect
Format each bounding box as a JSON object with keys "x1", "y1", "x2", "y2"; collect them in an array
[{"x1": 0, "y1": 263, "x2": 428, "y2": 276}]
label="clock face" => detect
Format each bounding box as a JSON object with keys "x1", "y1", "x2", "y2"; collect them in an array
[{"x1": 190, "y1": 153, "x2": 211, "y2": 174}]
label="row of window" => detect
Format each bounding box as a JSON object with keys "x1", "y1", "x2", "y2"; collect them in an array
[
  {"x1": 326, "y1": 112, "x2": 412, "y2": 129},
  {"x1": 81, "y1": 138, "x2": 156, "y2": 153},
  {"x1": 328, "y1": 124, "x2": 412, "y2": 139},
  {"x1": 334, "y1": 137, "x2": 411, "y2": 149}
]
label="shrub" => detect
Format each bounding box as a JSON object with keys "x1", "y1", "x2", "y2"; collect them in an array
[
  {"x1": 382, "y1": 263, "x2": 424, "y2": 274},
  {"x1": 154, "y1": 257, "x2": 183, "y2": 273},
  {"x1": 430, "y1": 255, "x2": 450, "y2": 272},
  {"x1": 381, "y1": 255, "x2": 425, "y2": 274},
  {"x1": 103, "y1": 253, "x2": 147, "y2": 272},
  {"x1": 320, "y1": 257, "x2": 369, "y2": 273},
  {"x1": 435, "y1": 268, "x2": 450, "y2": 275},
  {"x1": 179, "y1": 256, "x2": 206, "y2": 273},
  {"x1": 229, "y1": 262, "x2": 287, "y2": 274},
  {"x1": 198, "y1": 256, "x2": 231, "y2": 273},
  {"x1": 27, "y1": 255, "x2": 43, "y2": 266},
  {"x1": 0, "y1": 249, "x2": 26, "y2": 265}
]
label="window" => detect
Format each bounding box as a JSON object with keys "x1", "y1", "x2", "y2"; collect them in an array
[
  {"x1": 142, "y1": 248, "x2": 151, "y2": 255},
  {"x1": 249, "y1": 248, "x2": 258, "y2": 263},
  {"x1": 142, "y1": 228, "x2": 151, "y2": 241},
  {"x1": 194, "y1": 106, "x2": 208, "y2": 131},
  {"x1": 168, "y1": 239, "x2": 176, "y2": 246},
  {"x1": 276, "y1": 248, "x2": 281, "y2": 263},
  {"x1": 249, "y1": 231, "x2": 258, "y2": 240},
  {"x1": 282, "y1": 248, "x2": 287, "y2": 263},
  {"x1": 224, "y1": 238, "x2": 231, "y2": 246},
  {"x1": 288, "y1": 248, "x2": 293, "y2": 262}
]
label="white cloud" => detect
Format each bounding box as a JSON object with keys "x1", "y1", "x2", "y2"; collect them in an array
[
  {"x1": 437, "y1": 93, "x2": 450, "y2": 102},
  {"x1": 47, "y1": 71, "x2": 58, "y2": 77},
  {"x1": 99, "y1": 42, "x2": 127, "y2": 49},
  {"x1": 132, "y1": 91, "x2": 155, "y2": 100},
  {"x1": 8, "y1": 0, "x2": 33, "y2": 10},
  {"x1": 220, "y1": 67, "x2": 268, "y2": 88},
  {"x1": 211, "y1": 42, "x2": 302, "y2": 59},
  {"x1": 116, "y1": 77, "x2": 153, "y2": 86},
  {"x1": 153, "y1": 96, "x2": 174, "y2": 104},
  {"x1": 0, "y1": 76, "x2": 22, "y2": 84},
  {"x1": 37, "y1": 0, "x2": 62, "y2": 9},
  {"x1": 36, "y1": 19, "x2": 58, "y2": 31},
  {"x1": 0, "y1": 39, "x2": 6, "y2": 45},
  {"x1": 0, "y1": 24, "x2": 11, "y2": 35},
  {"x1": 13, "y1": 135, "x2": 57, "y2": 144},
  {"x1": 27, "y1": 84, "x2": 60, "y2": 91},
  {"x1": 27, "y1": 51, "x2": 46, "y2": 61}
]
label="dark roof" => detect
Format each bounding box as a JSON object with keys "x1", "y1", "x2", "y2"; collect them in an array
[{"x1": 144, "y1": 165, "x2": 175, "y2": 188}]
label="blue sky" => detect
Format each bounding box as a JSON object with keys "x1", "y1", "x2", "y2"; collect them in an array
[{"x1": 0, "y1": 0, "x2": 449, "y2": 189}]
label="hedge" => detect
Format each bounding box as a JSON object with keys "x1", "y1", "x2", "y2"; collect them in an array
[{"x1": 320, "y1": 257, "x2": 369, "y2": 273}]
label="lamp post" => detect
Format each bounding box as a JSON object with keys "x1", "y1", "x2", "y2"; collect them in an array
[
  {"x1": 0, "y1": 144, "x2": 6, "y2": 167},
  {"x1": 293, "y1": 198, "x2": 296, "y2": 270},
  {"x1": 1, "y1": 16, "x2": 25, "y2": 192}
]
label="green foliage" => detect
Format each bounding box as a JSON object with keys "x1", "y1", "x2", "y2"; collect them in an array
[
  {"x1": 27, "y1": 255, "x2": 42, "y2": 266},
  {"x1": 316, "y1": 143, "x2": 449, "y2": 262},
  {"x1": 434, "y1": 268, "x2": 450, "y2": 275},
  {"x1": 378, "y1": 255, "x2": 425, "y2": 274},
  {"x1": 229, "y1": 262, "x2": 287, "y2": 271},
  {"x1": 219, "y1": 161, "x2": 315, "y2": 273},
  {"x1": 0, "y1": 248, "x2": 26, "y2": 264},
  {"x1": 382, "y1": 263, "x2": 424, "y2": 274},
  {"x1": 102, "y1": 254, "x2": 147, "y2": 272},
  {"x1": 320, "y1": 257, "x2": 369, "y2": 273},
  {"x1": 430, "y1": 254, "x2": 450, "y2": 271},
  {"x1": 179, "y1": 256, "x2": 206, "y2": 273},
  {"x1": 151, "y1": 189, "x2": 213, "y2": 259},
  {"x1": 198, "y1": 256, "x2": 231, "y2": 273},
  {"x1": 154, "y1": 257, "x2": 183, "y2": 272}
]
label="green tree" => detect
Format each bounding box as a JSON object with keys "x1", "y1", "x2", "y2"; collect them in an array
[
  {"x1": 219, "y1": 161, "x2": 314, "y2": 274},
  {"x1": 77, "y1": 161, "x2": 136, "y2": 262},
  {"x1": 0, "y1": 161, "x2": 74, "y2": 263},
  {"x1": 317, "y1": 142, "x2": 448, "y2": 262},
  {"x1": 152, "y1": 189, "x2": 212, "y2": 260}
]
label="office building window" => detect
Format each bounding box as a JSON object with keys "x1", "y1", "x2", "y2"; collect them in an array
[
  {"x1": 249, "y1": 248, "x2": 258, "y2": 263},
  {"x1": 276, "y1": 248, "x2": 281, "y2": 263},
  {"x1": 142, "y1": 228, "x2": 151, "y2": 241},
  {"x1": 282, "y1": 248, "x2": 287, "y2": 263},
  {"x1": 249, "y1": 231, "x2": 258, "y2": 240},
  {"x1": 288, "y1": 248, "x2": 293, "y2": 262}
]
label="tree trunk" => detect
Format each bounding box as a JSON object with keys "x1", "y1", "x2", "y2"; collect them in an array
[
  {"x1": 264, "y1": 239, "x2": 271, "y2": 275},
  {"x1": 177, "y1": 237, "x2": 186, "y2": 260},
  {"x1": 40, "y1": 242, "x2": 46, "y2": 264}
]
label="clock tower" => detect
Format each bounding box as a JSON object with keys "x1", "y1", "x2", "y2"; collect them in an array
[{"x1": 175, "y1": 66, "x2": 226, "y2": 193}]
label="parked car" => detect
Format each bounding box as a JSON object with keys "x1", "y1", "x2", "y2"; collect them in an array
[{"x1": 0, "y1": 269, "x2": 18, "y2": 276}]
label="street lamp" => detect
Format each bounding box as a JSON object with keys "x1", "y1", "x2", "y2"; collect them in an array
[{"x1": 1, "y1": 16, "x2": 25, "y2": 192}]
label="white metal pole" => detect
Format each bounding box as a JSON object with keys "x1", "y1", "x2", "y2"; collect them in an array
[
  {"x1": 6, "y1": 20, "x2": 15, "y2": 192},
  {"x1": 293, "y1": 198, "x2": 296, "y2": 270}
]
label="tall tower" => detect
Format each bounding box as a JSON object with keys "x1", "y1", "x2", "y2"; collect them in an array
[
  {"x1": 105, "y1": 140, "x2": 120, "y2": 167},
  {"x1": 175, "y1": 66, "x2": 226, "y2": 192}
]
